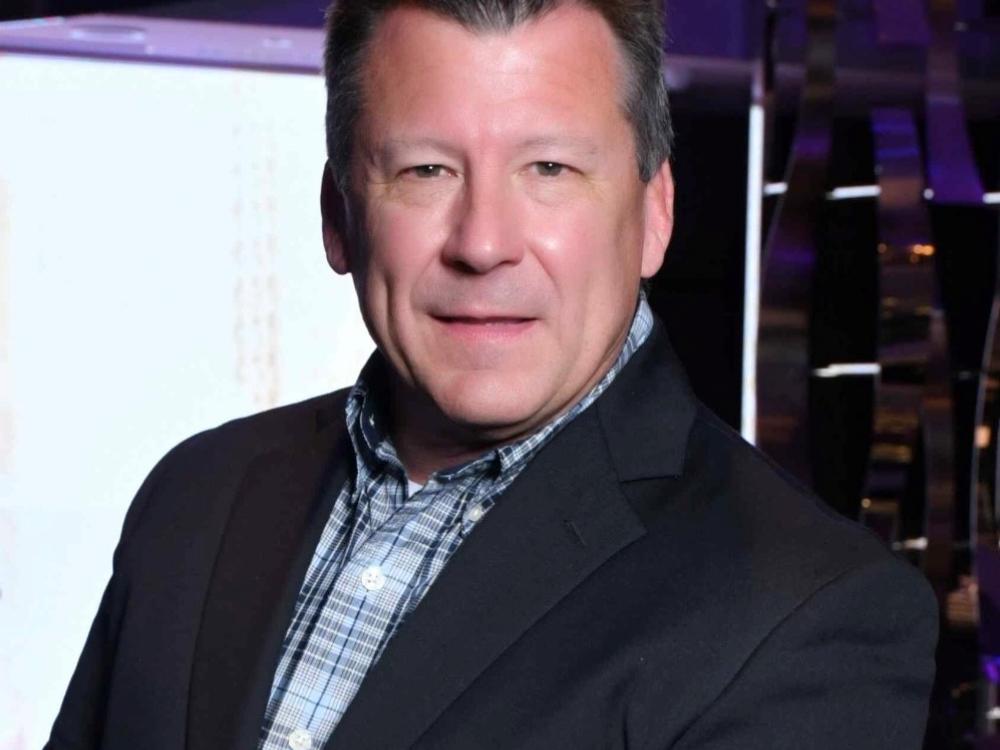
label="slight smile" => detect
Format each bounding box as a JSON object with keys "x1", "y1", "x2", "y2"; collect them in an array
[{"x1": 432, "y1": 315, "x2": 537, "y2": 339}]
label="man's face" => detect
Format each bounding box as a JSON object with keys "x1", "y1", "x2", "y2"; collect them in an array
[{"x1": 325, "y1": 2, "x2": 673, "y2": 445}]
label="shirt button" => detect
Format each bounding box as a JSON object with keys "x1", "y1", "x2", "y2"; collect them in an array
[
  {"x1": 360, "y1": 565, "x2": 386, "y2": 592},
  {"x1": 287, "y1": 728, "x2": 312, "y2": 750},
  {"x1": 465, "y1": 504, "x2": 485, "y2": 524}
]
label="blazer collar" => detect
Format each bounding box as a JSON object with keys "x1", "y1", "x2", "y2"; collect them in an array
[{"x1": 597, "y1": 317, "x2": 698, "y2": 480}]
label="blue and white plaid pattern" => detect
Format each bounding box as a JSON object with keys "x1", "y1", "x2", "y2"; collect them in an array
[{"x1": 258, "y1": 296, "x2": 653, "y2": 750}]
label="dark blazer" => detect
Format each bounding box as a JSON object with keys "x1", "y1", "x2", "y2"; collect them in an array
[{"x1": 47, "y1": 322, "x2": 937, "y2": 749}]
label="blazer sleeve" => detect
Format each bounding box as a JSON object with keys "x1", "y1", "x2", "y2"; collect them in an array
[
  {"x1": 637, "y1": 556, "x2": 939, "y2": 750},
  {"x1": 43, "y1": 436, "x2": 196, "y2": 750}
]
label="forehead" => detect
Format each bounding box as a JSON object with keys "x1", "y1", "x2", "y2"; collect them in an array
[{"x1": 357, "y1": 3, "x2": 629, "y2": 145}]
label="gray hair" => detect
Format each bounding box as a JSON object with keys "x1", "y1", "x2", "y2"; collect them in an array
[{"x1": 322, "y1": 0, "x2": 673, "y2": 190}]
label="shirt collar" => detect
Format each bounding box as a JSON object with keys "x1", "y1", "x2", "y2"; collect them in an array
[{"x1": 346, "y1": 292, "x2": 654, "y2": 484}]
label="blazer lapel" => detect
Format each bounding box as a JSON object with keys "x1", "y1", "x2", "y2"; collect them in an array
[
  {"x1": 187, "y1": 398, "x2": 351, "y2": 750},
  {"x1": 326, "y1": 403, "x2": 646, "y2": 750},
  {"x1": 596, "y1": 320, "x2": 697, "y2": 482}
]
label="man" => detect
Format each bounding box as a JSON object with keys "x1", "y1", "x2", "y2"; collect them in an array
[{"x1": 47, "y1": 1, "x2": 937, "y2": 748}]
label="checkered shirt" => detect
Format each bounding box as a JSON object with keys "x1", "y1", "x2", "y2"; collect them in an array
[{"x1": 258, "y1": 296, "x2": 653, "y2": 750}]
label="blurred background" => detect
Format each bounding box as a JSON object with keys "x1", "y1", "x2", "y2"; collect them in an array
[{"x1": 0, "y1": 0, "x2": 998, "y2": 747}]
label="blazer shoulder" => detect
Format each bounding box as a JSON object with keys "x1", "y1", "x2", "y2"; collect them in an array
[
  {"x1": 116, "y1": 388, "x2": 351, "y2": 549},
  {"x1": 620, "y1": 401, "x2": 936, "y2": 732},
  {"x1": 697, "y1": 401, "x2": 891, "y2": 562},
  {"x1": 625, "y1": 399, "x2": 914, "y2": 615},
  {"x1": 208, "y1": 387, "x2": 350, "y2": 447},
  {"x1": 163, "y1": 387, "x2": 350, "y2": 465}
]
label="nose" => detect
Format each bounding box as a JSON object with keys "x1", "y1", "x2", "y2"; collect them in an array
[{"x1": 442, "y1": 173, "x2": 523, "y2": 274}]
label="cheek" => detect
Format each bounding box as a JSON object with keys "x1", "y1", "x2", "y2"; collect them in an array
[
  {"x1": 362, "y1": 201, "x2": 452, "y2": 301},
  {"x1": 524, "y1": 203, "x2": 638, "y2": 311}
]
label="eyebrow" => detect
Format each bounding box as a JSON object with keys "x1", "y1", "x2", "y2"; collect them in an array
[
  {"x1": 374, "y1": 134, "x2": 601, "y2": 161},
  {"x1": 516, "y1": 135, "x2": 601, "y2": 156},
  {"x1": 376, "y1": 137, "x2": 463, "y2": 162}
]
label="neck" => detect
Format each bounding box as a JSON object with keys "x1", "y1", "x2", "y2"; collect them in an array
[{"x1": 386, "y1": 382, "x2": 508, "y2": 484}]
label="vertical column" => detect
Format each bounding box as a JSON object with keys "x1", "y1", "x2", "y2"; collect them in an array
[{"x1": 756, "y1": 0, "x2": 837, "y2": 485}]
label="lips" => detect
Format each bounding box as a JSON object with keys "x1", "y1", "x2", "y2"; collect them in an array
[
  {"x1": 434, "y1": 315, "x2": 533, "y2": 324},
  {"x1": 431, "y1": 314, "x2": 536, "y2": 339}
]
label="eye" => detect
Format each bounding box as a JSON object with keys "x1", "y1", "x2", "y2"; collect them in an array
[
  {"x1": 405, "y1": 164, "x2": 447, "y2": 179},
  {"x1": 534, "y1": 161, "x2": 567, "y2": 177}
]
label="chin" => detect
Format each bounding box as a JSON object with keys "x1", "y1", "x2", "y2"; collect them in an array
[{"x1": 432, "y1": 371, "x2": 551, "y2": 438}]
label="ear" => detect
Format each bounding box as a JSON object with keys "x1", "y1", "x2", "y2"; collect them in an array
[
  {"x1": 320, "y1": 160, "x2": 352, "y2": 275},
  {"x1": 639, "y1": 159, "x2": 674, "y2": 279}
]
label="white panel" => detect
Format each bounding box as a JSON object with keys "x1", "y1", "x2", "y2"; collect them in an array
[{"x1": 0, "y1": 54, "x2": 372, "y2": 747}]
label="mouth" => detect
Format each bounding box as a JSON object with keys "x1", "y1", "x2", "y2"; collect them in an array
[{"x1": 432, "y1": 315, "x2": 536, "y2": 338}]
